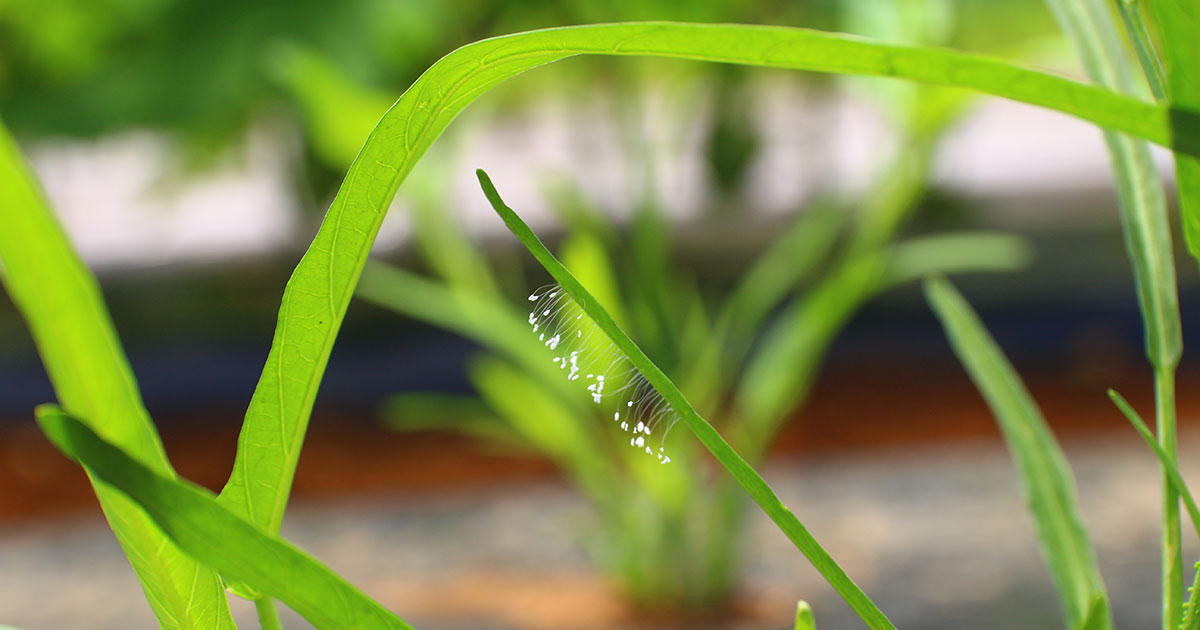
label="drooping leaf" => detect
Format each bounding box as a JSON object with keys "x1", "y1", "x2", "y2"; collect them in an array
[
  {"x1": 219, "y1": 21, "x2": 1189, "y2": 543},
  {"x1": 794, "y1": 600, "x2": 816, "y2": 630},
  {"x1": 0, "y1": 119, "x2": 235, "y2": 630},
  {"x1": 925, "y1": 276, "x2": 1109, "y2": 630},
  {"x1": 35, "y1": 406, "x2": 413, "y2": 630}
]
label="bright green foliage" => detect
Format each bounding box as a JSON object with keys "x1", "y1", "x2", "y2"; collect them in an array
[
  {"x1": 0, "y1": 119, "x2": 235, "y2": 630},
  {"x1": 794, "y1": 600, "x2": 816, "y2": 630},
  {"x1": 1148, "y1": 0, "x2": 1200, "y2": 265},
  {"x1": 35, "y1": 406, "x2": 414, "y2": 630},
  {"x1": 477, "y1": 168, "x2": 896, "y2": 630},
  {"x1": 1042, "y1": 1, "x2": 1184, "y2": 626},
  {"x1": 925, "y1": 277, "x2": 1110, "y2": 630},
  {"x1": 218, "y1": 22, "x2": 1188, "y2": 548}
]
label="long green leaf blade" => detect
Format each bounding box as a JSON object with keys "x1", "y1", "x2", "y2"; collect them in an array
[
  {"x1": 35, "y1": 406, "x2": 413, "y2": 630},
  {"x1": 925, "y1": 276, "x2": 1108, "y2": 630},
  {"x1": 218, "y1": 20, "x2": 1196, "y2": 538},
  {"x1": 0, "y1": 120, "x2": 235, "y2": 629},
  {"x1": 477, "y1": 169, "x2": 894, "y2": 630},
  {"x1": 1107, "y1": 390, "x2": 1200, "y2": 543},
  {"x1": 1148, "y1": 0, "x2": 1200, "y2": 264},
  {"x1": 1041, "y1": 1, "x2": 1184, "y2": 625}
]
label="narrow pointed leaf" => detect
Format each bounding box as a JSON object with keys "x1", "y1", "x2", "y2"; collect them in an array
[
  {"x1": 35, "y1": 406, "x2": 413, "y2": 630},
  {"x1": 1107, "y1": 390, "x2": 1200, "y2": 543},
  {"x1": 925, "y1": 276, "x2": 1108, "y2": 630},
  {"x1": 795, "y1": 600, "x2": 816, "y2": 630}
]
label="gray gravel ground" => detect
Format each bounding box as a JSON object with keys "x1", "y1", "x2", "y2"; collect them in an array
[{"x1": 1, "y1": 435, "x2": 1194, "y2": 629}]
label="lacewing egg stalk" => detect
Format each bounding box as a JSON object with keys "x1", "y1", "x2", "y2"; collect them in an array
[{"x1": 526, "y1": 283, "x2": 677, "y2": 463}]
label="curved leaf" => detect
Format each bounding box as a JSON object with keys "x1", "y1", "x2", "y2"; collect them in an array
[{"x1": 219, "y1": 20, "x2": 1190, "y2": 537}]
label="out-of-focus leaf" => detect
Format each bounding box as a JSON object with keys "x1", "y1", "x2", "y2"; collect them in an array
[
  {"x1": 883, "y1": 232, "x2": 1033, "y2": 286},
  {"x1": 0, "y1": 119, "x2": 235, "y2": 629},
  {"x1": 380, "y1": 392, "x2": 509, "y2": 440},
  {"x1": 560, "y1": 230, "x2": 629, "y2": 330},
  {"x1": 35, "y1": 406, "x2": 413, "y2": 630},
  {"x1": 795, "y1": 600, "x2": 816, "y2": 630},
  {"x1": 925, "y1": 276, "x2": 1109, "y2": 630},
  {"x1": 1147, "y1": 0, "x2": 1200, "y2": 267},
  {"x1": 267, "y1": 43, "x2": 396, "y2": 170},
  {"x1": 716, "y1": 201, "x2": 844, "y2": 352}
]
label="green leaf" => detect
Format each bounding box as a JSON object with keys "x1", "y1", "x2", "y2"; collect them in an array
[
  {"x1": 882, "y1": 232, "x2": 1033, "y2": 286},
  {"x1": 1042, "y1": 1, "x2": 1184, "y2": 626},
  {"x1": 477, "y1": 168, "x2": 895, "y2": 630},
  {"x1": 1107, "y1": 390, "x2": 1200, "y2": 543},
  {"x1": 1115, "y1": 0, "x2": 1166, "y2": 100},
  {"x1": 715, "y1": 201, "x2": 844, "y2": 355},
  {"x1": 356, "y1": 261, "x2": 577, "y2": 403},
  {"x1": 267, "y1": 43, "x2": 397, "y2": 170},
  {"x1": 794, "y1": 600, "x2": 816, "y2": 630},
  {"x1": 220, "y1": 20, "x2": 1193, "y2": 541},
  {"x1": 925, "y1": 276, "x2": 1109, "y2": 630},
  {"x1": 34, "y1": 406, "x2": 414, "y2": 630},
  {"x1": 0, "y1": 120, "x2": 235, "y2": 629},
  {"x1": 1147, "y1": 0, "x2": 1200, "y2": 266},
  {"x1": 1077, "y1": 594, "x2": 1110, "y2": 630}
]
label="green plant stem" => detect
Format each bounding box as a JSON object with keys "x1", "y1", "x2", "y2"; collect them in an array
[
  {"x1": 479, "y1": 169, "x2": 894, "y2": 630},
  {"x1": 256, "y1": 597, "x2": 283, "y2": 630},
  {"x1": 1039, "y1": 1, "x2": 1184, "y2": 625},
  {"x1": 1158, "y1": 364, "x2": 1183, "y2": 626}
]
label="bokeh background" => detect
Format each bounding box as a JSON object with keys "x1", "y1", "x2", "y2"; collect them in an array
[{"x1": 2, "y1": 1, "x2": 1200, "y2": 628}]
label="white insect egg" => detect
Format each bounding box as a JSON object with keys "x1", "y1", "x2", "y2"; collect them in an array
[
  {"x1": 634, "y1": 421, "x2": 645, "y2": 433},
  {"x1": 635, "y1": 436, "x2": 645, "y2": 447}
]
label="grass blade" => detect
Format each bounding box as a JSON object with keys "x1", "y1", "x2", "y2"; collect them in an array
[
  {"x1": 477, "y1": 168, "x2": 895, "y2": 630},
  {"x1": 925, "y1": 276, "x2": 1109, "y2": 630},
  {"x1": 1147, "y1": 0, "x2": 1200, "y2": 265},
  {"x1": 794, "y1": 600, "x2": 816, "y2": 630},
  {"x1": 35, "y1": 405, "x2": 414, "y2": 630},
  {"x1": 1115, "y1": 0, "x2": 1166, "y2": 100},
  {"x1": 1040, "y1": 1, "x2": 1185, "y2": 625},
  {"x1": 0, "y1": 120, "x2": 235, "y2": 629},
  {"x1": 1107, "y1": 390, "x2": 1200, "y2": 543},
  {"x1": 218, "y1": 20, "x2": 1194, "y2": 540}
]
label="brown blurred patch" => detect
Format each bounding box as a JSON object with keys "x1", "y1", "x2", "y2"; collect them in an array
[{"x1": 1, "y1": 362, "x2": 1195, "y2": 522}]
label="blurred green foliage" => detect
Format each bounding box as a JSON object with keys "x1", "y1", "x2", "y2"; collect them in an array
[{"x1": 0, "y1": 0, "x2": 1055, "y2": 150}]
